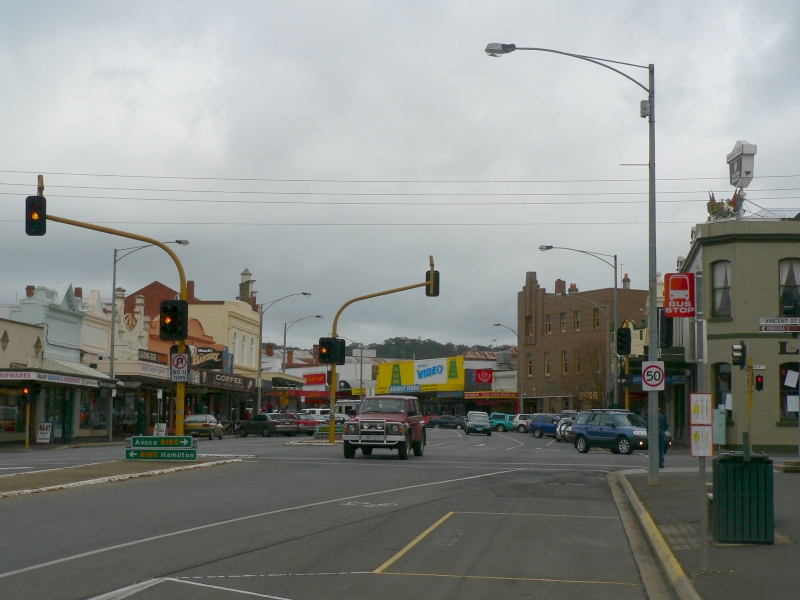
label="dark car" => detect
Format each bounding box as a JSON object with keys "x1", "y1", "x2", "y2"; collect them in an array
[
  {"x1": 570, "y1": 410, "x2": 672, "y2": 455},
  {"x1": 239, "y1": 413, "x2": 299, "y2": 437},
  {"x1": 527, "y1": 413, "x2": 562, "y2": 438},
  {"x1": 425, "y1": 415, "x2": 463, "y2": 429},
  {"x1": 465, "y1": 413, "x2": 491, "y2": 436}
]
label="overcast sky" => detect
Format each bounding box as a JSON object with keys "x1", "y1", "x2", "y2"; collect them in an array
[{"x1": 2, "y1": 1, "x2": 798, "y2": 350}]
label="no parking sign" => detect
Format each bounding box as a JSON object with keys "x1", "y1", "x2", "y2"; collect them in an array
[{"x1": 641, "y1": 361, "x2": 665, "y2": 391}]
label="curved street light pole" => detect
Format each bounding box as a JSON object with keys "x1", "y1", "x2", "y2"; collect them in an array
[
  {"x1": 282, "y1": 315, "x2": 323, "y2": 373},
  {"x1": 493, "y1": 323, "x2": 523, "y2": 415},
  {"x1": 487, "y1": 43, "x2": 659, "y2": 484},
  {"x1": 539, "y1": 245, "x2": 618, "y2": 407}
]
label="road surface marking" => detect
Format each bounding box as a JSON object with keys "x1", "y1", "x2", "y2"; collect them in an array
[
  {"x1": 176, "y1": 572, "x2": 371, "y2": 579},
  {"x1": 378, "y1": 572, "x2": 639, "y2": 586},
  {"x1": 495, "y1": 432, "x2": 524, "y2": 450},
  {"x1": 473, "y1": 444, "x2": 486, "y2": 447},
  {"x1": 426, "y1": 431, "x2": 462, "y2": 447},
  {"x1": 546, "y1": 440, "x2": 555, "y2": 446},
  {"x1": 457, "y1": 511, "x2": 617, "y2": 519},
  {"x1": 163, "y1": 578, "x2": 294, "y2": 599},
  {"x1": 0, "y1": 469, "x2": 516, "y2": 580},
  {"x1": 373, "y1": 512, "x2": 454, "y2": 573}
]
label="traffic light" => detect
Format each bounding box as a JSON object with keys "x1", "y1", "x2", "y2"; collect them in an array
[
  {"x1": 25, "y1": 196, "x2": 46, "y2": 236},
  {"x1": 755, "y1": 374, "x2": 764, "y2": 391},
  {"x1": 159, "y1": 300, "x2": 189, "y2": 341},
  {"x1": 731, "y1": 340, "x2": 747, "y2": 370},
  {"x1": 425, "y1": 270, "x2": 440, "y2": 297},
  {"x1": 616, "y1": 327, "x2": 632, "y2": 355},
  {"x1": 318, "y1": 337, "x2": 346, "y2": 365}
]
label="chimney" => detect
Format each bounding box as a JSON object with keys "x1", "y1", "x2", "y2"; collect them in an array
[
  {"x1": 26, "y1": 285, "x2": 35, "y2": 298},
  {"x1": 250, "y1": 293, "x2": 258, "y2": 312},
  {"x1": 622, "y1": 273, "x2": 631, "y2": 290},
  {"x1": 187, "y1": 280, "x2": 196, "y2": 302},
  {"x1": 264, "y1": 342, "x2": 274, "y2": 357},
  {"x1": 554, "y1": 279, "x2": 567, "y2": 295},
  {"x1": 238, "y1": 268, "x2": 255, "y2": 303},
  {"x1": 287, "y1": 350, "x2": 294, "y2": 367},
  {"x1": 74, "y1": 287, "x2": 83, "y2": 299},
  {"x1": 313, "y1": 344, "x2": 319, "y2": 364},
  {"x1": 568, "y1": 283, "x2": 578, "y2": 294}
]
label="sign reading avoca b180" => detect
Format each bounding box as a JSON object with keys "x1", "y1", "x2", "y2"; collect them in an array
[{"x1": 664, "y1": 273, "x2": 695, "y2": 318}]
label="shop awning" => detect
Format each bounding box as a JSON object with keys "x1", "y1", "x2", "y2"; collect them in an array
[
  {"x1": 43, "y1": 358, "x2": 117, "y2": 383},
  {"x1": 261, "y1": 372, "x2": 305, "y2": 389}
]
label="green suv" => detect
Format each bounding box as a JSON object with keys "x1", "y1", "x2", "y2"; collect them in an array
[{"x1": 489, "y1": 413, "x2": 515, "y2": 432}]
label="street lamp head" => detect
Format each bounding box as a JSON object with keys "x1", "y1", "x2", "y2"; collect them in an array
[
  {"x1": 315, "y1": 315, "x2": 323, "y2": 319},
  {"x1": 174, "y1": 240, "x2": 189, "y2": 246},
  {"x1": 493, "y1": 323, "x2": 501, "y2": 327},
  {"x1": 485, "y1": 43, "x2": 516, "y2": 57},
  {"x1": 539, "y1": 245, "x2": 553, "y2": 251},
  {"x1": 302, "y1": 292, "x2": 312, "y2": 296}
]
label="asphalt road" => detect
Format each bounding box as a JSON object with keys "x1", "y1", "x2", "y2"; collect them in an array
[{"x1": 0, "y1": 428, "x2": 693, "y2": 599}]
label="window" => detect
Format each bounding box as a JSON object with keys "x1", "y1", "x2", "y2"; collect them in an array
[
  {"x1": 560, "y1": 313, "x2": 566, "y2": 332},
  {"x1": 575, "y1": 350, "x2": 581, "y2": 374},
  {"x1": 593, "y1": 308, "x2": 600, "y2": 328},
  {"x1": 250, "y1": 337, "x2": 256, "y2": 366},
  {"x1": 574, "y1": 311, "x2": 580, "y2": 330},
  {"x1": 780, "y1": 362, "x2": 800, "y2": 420},
  {"x1": 779, "y1": 259, "x2": 800, "y2": 316},
  {"x1": 544, "y1": 352, "x2": 551, "y2": 376},
  {"x1": 526, "y1": 354, "x2": 532, "y2": 376},
  {"x1": 232, "y1": 331, "x2": 238, "y2": 363},
  {"x1": 562, "y1": 350, "x2": 568, "y2": 374},
  {"x1": 588, "y1": 413, "x2": 605, "y2": 426},
  {"x1": 525, "y1": 315, "x2": 533, "y2": 336},
  {"x1": 712, "y1": 261, "x2": 732, "y2": 316},
  {"x1": 240, "y1": 334, "x2": 246, "y2": 365},
  {"x1": 713, "y1": 363, "x2": 732, "y2": 417},
  {"x1": 546, "y1": 315, "x2": 552, "y2": 334}
]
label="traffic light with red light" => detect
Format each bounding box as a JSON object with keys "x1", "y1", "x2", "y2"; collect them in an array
[
  {"x1": 159, "y1": 300, "x2": 189, "y2": 341},
  {"x1": 755, "y1": 374, "x2": 764, "y2": 391},
  {"x1": 25, "y1": 196, "x2": 46, "y2": 236},
  {"x1": 318, "y1": 337, "x2": 346, "y2": 365}
]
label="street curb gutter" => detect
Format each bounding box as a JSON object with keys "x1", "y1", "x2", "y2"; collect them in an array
[
  {"x1": 618, "y1": 473, "x2": 702, "y2": 600},
  {"x1": 0, "y1": 459, "x2": 241, "y2": 500}
]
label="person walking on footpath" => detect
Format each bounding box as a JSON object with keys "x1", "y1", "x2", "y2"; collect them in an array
[{"x1": 658, "y1": 408, "x2": 668, "y2": 469}]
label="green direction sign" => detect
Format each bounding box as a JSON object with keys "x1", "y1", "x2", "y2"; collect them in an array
[
  {"x1": 130, "y1": 436, "x2": 193, "y2": 448},
  {"x1": 126, "y1": 449, "x2": 197, "y2": 461}
]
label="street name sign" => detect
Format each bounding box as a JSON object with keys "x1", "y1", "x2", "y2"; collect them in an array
[
  {"x1": 171, "y1": 352, "x2": 189, "y2": 382},
  {"x1": 641, "y1": 361, "x2": 665, "y2": 391},
  {"x1": 759, "y1": 317, "x2": 800, "y2": 332},
  {"x1": 752, "y1": 364, "x2": 766, "y2": 370},
  {"x1": 126, "y1": 449, "x2": 197, "y2": 461},
  {"x1": 131, "y1": 435, "x2": 193, "y2": 448}
]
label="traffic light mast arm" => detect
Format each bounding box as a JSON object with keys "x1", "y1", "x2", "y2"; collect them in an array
[{"x1": 327, "y1": 257, "x2": 437, "y2": 442}]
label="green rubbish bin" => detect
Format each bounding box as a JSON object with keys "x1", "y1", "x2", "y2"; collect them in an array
[{"x1": 712, "y1": 451, "x2": 774, "y2": 544}]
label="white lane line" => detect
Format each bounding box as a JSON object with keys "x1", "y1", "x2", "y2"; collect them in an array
[
  {"x1": 0, "y1": 469, "x2": 516, "y2": 580},
  {"x1": 0, "y1": 461, "x2": 110, "y2": 479},
  {"x1": 426, "y1": 431, "x2": 462, "y2": 447},
  {"x1": 164, "y1": 578, "x2": 293, "y2": 599},
  {"x1": 177, "y1": 572, "x2": 371, "y2": 579},
  {"x1": 495, "y1": 432, "x2": 524, "y2": 450},
  {"x1": 546, "y1": 440, "x2": 555, "y2": 447},
  {"x1": 474, "y1": 444, "x2": 486, "y2": 447},
  {"x1": 86, "y1": 578, "x2": 165, "y2": 599}
]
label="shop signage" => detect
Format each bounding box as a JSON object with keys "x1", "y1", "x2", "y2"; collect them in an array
[
  {"x1": 131, "y1": 435, "x2": 193, "y2": 448},
  {"x1": 199, "y1": 369, "x2": 256, "y2": 392},
  {"x1": 154, "y1": 423, "x2": 167, "y2": 436},
  {"x1": 36, "y1": 422, "x2": 53, "y2": 444},
  {"x1": 376, "y1": 356, "x2": 464, "y2": 394},
  {"x1": 464, "y1": 391, "x2": 517, "y2": 398},
  {"x1": 389, "y1": 384, "x2": 420, "y2": 393},
  {"x1": 664, "y1": 273, "x2": 695, "y2": 318},
  {"x1": 304, "y1": 373, "x2": 327, "y2": 385},
  {"x1": 0, "y1": 371, "x2": 86, "y2": 386},
  {"x1": 138, "y1": 349, "x2": 169, "y2": 365},
  {"x1": 759, "y1": 317, "x2": 800, "y2": 332},
  {"x1": 125, "y1": 449, "x2": 197, "y2": 461},
  {"x1": 193, "y1": 347, "x2": 223, "y2": 369},
  {"x1": 475, "y1": 369, "x2": 493, "y2": 384}
]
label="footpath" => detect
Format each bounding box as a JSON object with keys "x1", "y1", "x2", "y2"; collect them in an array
[{"x1": 619, "y1": 461, "x2": 800, "y2": 600}]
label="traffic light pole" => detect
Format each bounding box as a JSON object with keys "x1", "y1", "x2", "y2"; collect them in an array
[
  {"x1": 46, "y1": 214, "x2": 189, "y2": 435},
  {"x1": 327, "y1": 257, "x2": 437, "y2": 443}
]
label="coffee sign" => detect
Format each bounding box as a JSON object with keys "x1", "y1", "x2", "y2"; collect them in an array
[{"x1": 199, "y1": 369, "x2": 256, "y2": 392}]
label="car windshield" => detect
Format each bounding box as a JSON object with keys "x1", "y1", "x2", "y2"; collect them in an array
[
  {"x1": 184, "y1": 415, "x2": 206, "y2": 423},
  {"x1": 613, "y1": 413, "x2": 647, "y2": 427},
  {"x1": 271, "y1": 414, "x2": 290, "y2": 421},
  {"x1": 359, "y1": 398, "x2": 405, "y2": 413},
  {"x1": 470, "y1": 415, "x2": 490, "y2": 423}
]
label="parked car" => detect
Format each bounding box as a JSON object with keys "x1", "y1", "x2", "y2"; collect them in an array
[
  {"x1": 527, "y1": 413, "x2": 562, "y2": 438},
  {"x1": 511, "y1": 414, "x2": 532, "y2": 433},
  {"x1": 183, "y1": 414, "x2": 224, "y2": 440},
  {"x1": 287, "y1": 413, "x2": 317, "y2": 436},
  {"x1": 490, "y1": 413, "x2": 515, "y2": 432},
  {"x1": 341, "y1": 395, "x2": 426, "y2": 459},
  {"x1": 570, "y1": 409, "x2": 672, "y2": 455},
  {"x1": 239, "y1": 413, "x2": 299, "y2": 437},
  {"x1": 425, "y1": 414, "x2": 463, "y2": 429},
  {"x1": 465, "y1": 413, "x2": 492, "y2": 436}
]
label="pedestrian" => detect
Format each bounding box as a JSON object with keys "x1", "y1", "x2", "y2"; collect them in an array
[{"x1": 658, "y1": 408, "x2": 668, "y2": 469}]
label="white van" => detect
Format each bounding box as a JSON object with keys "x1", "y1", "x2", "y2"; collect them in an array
[{"x1": 302, "y1": 408, "x2": 330, "y2": 416}]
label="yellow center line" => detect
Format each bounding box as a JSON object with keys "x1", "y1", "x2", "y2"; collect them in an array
[
  {"x1": 372, "y1": 512, "x2": 454, "y2": 574},
  {"x1": 456, "y1": 511, "x2": 618, "y2": 519},
  {"x1": 377, "y1": 572, "x2": 640, "y2": 587}
]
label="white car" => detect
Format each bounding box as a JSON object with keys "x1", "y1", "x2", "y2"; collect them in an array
[{"x1": 512, "y1": 414, "x2": 532, "y2": 433}]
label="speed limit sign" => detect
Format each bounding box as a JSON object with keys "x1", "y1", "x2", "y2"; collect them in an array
[{"x1": 641, "y1": 361, "x2": 665, "y2": 391}]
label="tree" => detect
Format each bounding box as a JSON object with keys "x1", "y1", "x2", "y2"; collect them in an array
[{"x1": 569, "y1": 339, "x2": 608, "y2": 409}]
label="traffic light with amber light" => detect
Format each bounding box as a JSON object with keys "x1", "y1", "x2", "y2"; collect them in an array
[
  {"x1": 755, "y1": 374, "x2": 764, "y2": 391},
  {"x1": 616, "y1": 327, "x2": 632, "y2": 355},
  {"x1": 426, "y1": 270, "x2": 440, "y2": 297},
  {"x1": 25, "y1": 196, "x2": 46, "y2": 236},
  {"x1": 318, "y1": 337, "x2": 346, "y2": 365},
  {"x1": 159, "y1": 300, "x2": 189, "y2": 341}
]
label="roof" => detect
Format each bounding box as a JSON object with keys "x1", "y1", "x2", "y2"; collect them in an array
[{"x1": 43, "y1": 358, "x2": 116, "y2": 382}]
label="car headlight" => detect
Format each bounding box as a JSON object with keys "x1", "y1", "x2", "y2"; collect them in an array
[
  {"x1": 345, "y1": 423, "x2": 359, "y2": 434},
  {"x1": 634, "y1": 430, "x2": 647, "y2": 436},
  {"x1": 388, "y1": 423, "x2": 403, "y2": 434}
]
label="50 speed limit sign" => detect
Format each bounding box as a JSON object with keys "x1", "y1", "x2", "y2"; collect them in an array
[{"x1": 641, "y1": 361, "x2": 665, "y2": 391}]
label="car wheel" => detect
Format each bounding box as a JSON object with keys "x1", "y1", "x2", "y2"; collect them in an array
[
  {"x1": 516, "y1": 425, "x2": 526, "y2": 433},
  {"x1": 497, "y1": 424, "x2": 505, "y2": 432},
  {"x1": 487, "y1": 431, "x2": 491, "y2": 437},
  {"x1": 533, "y1": 428, "x2": 543, "y2": 438},
  {"x1": 412, "y1": 431, "x2": 425, "y2": 456},
  {"x1": 239, "y1": 429, "x2": 248, "y2": 437},
  {"x1": 465, "y1": 429, "x2": 470, "y2": 435},
  {"x1": 610, "y1": 446, "x2": 620, "y2": 454},
  {"x1": 306, "y1": 431, "x2": 314, "y2": 436},
  {"x1": 617, "y1": 437, "x2": 634, "y2": 455},
  {"x1": 343, "y1": 441, "x2": 356, "y2": 459},
  {"x1": 434, "y1": 423, "x2": 441, "y2": 429},
  {"x1": 575, "y1": 436, "x2": 590, "y2": 453},
  {"x1": 218, "y1": 430, "x2": 224, "y2": 440},
  {"x1": 261, "y1": 427, "x2": 270, "y2": 437},
  {"x1": 398, "y1": 438, "x2": 409, "y2": 460},
  {"x1": 361, "y1": 446, "x2": 373, "y2": 456}
]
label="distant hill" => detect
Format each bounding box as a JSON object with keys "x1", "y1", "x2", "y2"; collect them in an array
[{"x1": 357, "y1": 336, "x2": 512, "y2": 360}]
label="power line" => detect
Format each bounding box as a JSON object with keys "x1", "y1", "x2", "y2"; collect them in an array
[{"x1": 0, "y1": 219, "x2": 704, "y2": 226}]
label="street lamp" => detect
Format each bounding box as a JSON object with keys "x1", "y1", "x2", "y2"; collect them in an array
[
  {"x1": 109, "y1": 240, "x2": 189, "y2": 441},
  {"x1": 539, "y1": 245, "x2": 618, "y2": 406},
  {"x1": 493, "y1": 323, "x2": 523, "y2": 415},
  {"x1": 255, "y1": 292, "x2": 311, "y2": 412},
  {"x1": 487, "y1": 42, "x2": 660, "y2": 484},
  {"x1": 282, "y1": 315, "x2": 323, "y2": 373}
]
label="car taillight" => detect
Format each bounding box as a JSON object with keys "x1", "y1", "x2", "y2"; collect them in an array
[{"x1": 202, "y1": 423, "x2": 211, "y2": 427}]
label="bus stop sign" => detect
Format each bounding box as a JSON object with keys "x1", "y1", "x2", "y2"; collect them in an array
[{"x1": 664, "y1": 272, "x2": 695, "y2": 318}]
